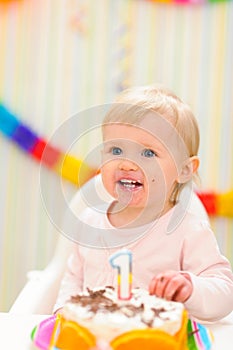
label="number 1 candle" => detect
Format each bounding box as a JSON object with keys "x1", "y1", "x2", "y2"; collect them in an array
[{"x1": 109, "y1": 249, "x2": 132, "y2": 300}]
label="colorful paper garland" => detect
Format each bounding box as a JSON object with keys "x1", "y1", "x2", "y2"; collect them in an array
[
  {"x1": 0, "y1": 103, "x2": 96, "y2": 186},
  {"x1": 147, "y1": 0, "x2": 232, "y2": 4},
  {"x1": 196, "y1": 191, "x2": 233, "y2": 218},
  {"x1": 0, "y1": 0, "x2": 22, "y2": 3},
  {"x1": 0, "y1": 103, "x2": 232, "y2": 217}
]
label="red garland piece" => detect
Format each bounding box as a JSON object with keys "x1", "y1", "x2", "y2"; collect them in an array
[
  {"x1": 30, "y1": 138, "x2": 62, "y2": 168},
  {"x1": 195, "y1": 191, "x2": 217, "y2": 216}
]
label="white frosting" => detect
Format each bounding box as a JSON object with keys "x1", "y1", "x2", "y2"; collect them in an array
[{"x1": 62, "y1": 287, "x2": 184, "y2": 342}]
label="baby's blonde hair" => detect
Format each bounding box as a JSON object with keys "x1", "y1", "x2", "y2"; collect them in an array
[{"x1": 103, "y1": 85, "x2": 200, "y2": 203}]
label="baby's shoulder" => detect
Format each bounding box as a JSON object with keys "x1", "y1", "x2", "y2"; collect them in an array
[
  {"x1": 176, "y1": 209, "x2": 213, "y2": 241},
  {"x1": 163, "y1": 201, "x2": 210, "y2": 236}
]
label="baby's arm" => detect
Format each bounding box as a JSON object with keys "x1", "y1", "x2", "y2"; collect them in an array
[{"x1": 150, "y1": 224, "x2": 233, "y2": 322}]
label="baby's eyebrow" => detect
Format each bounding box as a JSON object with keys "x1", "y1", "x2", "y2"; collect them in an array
[
  {"x1": 103, "y1": 140, "x2": 123, "y2": 146},
  {"x1": 103, "y1": 139, "x2": 129, "y2": 147}
]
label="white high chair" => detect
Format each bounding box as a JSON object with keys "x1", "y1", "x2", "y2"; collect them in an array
[{"x1": 9, "y1": 175, "x2": 209, "y2": 314}]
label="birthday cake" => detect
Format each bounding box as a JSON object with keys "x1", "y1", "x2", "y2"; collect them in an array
[{"x1": 54, "y1": 286, "x2": 188, "y2": 350}]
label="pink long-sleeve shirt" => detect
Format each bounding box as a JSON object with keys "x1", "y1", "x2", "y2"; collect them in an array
[{"x1": 54, "y1": 203, "x2": 233, "y2": 322}]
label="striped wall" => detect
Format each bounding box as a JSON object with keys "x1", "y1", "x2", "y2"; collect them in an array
[{"x1": 0, "y1": 0, "x2": 232, "y2": 311}]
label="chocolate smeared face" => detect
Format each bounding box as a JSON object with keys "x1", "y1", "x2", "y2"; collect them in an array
[{"x1": 101, "y1": 123, "x2": 181, "y2": 224}]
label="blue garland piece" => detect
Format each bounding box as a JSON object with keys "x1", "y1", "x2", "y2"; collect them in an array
[
  {"x1": 0, "y1": 103, "x2": 39, "y2": 152},
  {"x1": 11, "y1": 124, "x2": 39, "y2": 152},
  {"x1": 0, "y1": 103, "x2": 20, "y2": 137}
]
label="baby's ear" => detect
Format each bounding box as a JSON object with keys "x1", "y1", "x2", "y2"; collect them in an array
[{"x1": 178, "y1": 156, "x2": 199, "y2": 184}]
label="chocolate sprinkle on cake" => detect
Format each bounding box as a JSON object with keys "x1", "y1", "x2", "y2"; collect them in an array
[{"x1": 69, "y1": 287, "x2": 173, "y2": 327}]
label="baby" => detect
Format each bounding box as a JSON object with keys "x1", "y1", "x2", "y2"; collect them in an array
[{"x1": 54, "y1": 85, "x2": 233, "y2": 322}]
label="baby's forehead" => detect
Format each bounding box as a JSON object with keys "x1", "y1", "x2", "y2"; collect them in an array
[
  {"x1": 102, "y1": 116, "x2": 176, "y2": 142},
  {"x1": 102, "y1": 116, "x2": 188, "y2": 160}
]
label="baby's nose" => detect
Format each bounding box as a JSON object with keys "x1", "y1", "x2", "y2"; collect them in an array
[{"x1": 118, "y1": 159, "x2": 138, "y2": 171}]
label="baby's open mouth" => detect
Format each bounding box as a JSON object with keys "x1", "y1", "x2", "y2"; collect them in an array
[{"x1": 117, "y1": 179, "x2": 143, "y2": 190}]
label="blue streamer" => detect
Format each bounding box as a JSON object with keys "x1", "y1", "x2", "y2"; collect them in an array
[
  {"x1": 11, "y1": 124, "x2": 39, "y2": 152},
  {"x1": 0, "y1": 104, "x2": 20, "y2": 137}
]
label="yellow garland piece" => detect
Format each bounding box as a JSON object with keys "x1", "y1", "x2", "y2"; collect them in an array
[
  {"x1": 216, "y1": 191, "x2": 233, "y2": 217},
  {"x1": 56, "y1": 154, "x2": 97, "y2": 187}
]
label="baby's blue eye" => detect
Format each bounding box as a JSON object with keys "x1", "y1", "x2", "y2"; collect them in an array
[
  {"x1": 142, "y1": 149, "x2": 156, "y2": 158},
  {"x1": 111, "y1": 147, "x2": 122, "y2": 155}
]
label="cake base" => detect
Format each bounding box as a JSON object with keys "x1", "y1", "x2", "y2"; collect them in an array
[
  {"x1": 53, "y1": 310, "x2": 188, "y2": 350},
  {"x1": 110, "y1": 310, "x2": 188, "y2": 350}
]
